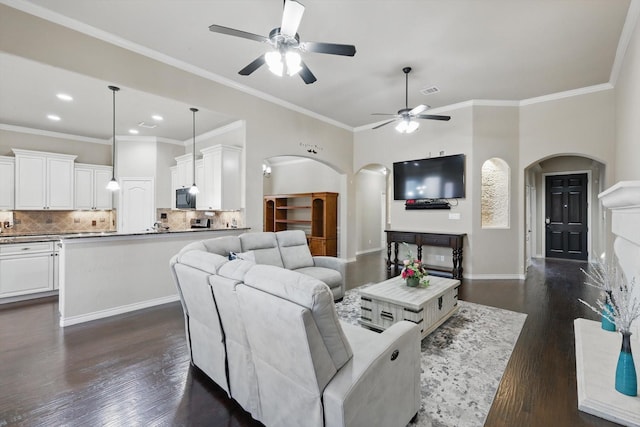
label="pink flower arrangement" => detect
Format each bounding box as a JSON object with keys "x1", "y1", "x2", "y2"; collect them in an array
[{"x1": 400, "y1": 244, "x2": 429, "y2": 287}]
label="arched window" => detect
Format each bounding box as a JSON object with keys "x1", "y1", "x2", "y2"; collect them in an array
[{"x1": 481, "y1": 158, "x2": 510, "y2": 228}]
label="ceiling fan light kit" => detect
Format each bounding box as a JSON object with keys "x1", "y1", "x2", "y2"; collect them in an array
[{"x1": 208, "y1": 0, "x2": 356, "y2": 84}]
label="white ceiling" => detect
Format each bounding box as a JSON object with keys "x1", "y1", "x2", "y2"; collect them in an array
[{"x1": 0, "y1": 0, "x2": 634, "y2": 140}]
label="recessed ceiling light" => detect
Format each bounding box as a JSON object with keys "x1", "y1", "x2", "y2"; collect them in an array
[
  {"x1": 129, "y1": 129, "x2": 139, "y2": 134},
  {"x1": 47, "y1": 114, "x2": 61, "y2": 121},
  {"x1": 56, "y1": 93, "x2": 73, "y2": 101},
  {"x1": 151, "y1": 115, "x2": 163, "y2": 121}
]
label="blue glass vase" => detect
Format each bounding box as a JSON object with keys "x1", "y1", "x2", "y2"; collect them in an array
[
  {"x1": 615, "y1": 331, "x2": 637, "y2": 396},
  {"x1": 601, "y1": 302, "x2": 616, "y2": 331}
]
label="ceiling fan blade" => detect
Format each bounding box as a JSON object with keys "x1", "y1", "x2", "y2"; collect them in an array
[
  {"x1": 281, "y1": 0, "x2": 305, "y2": 37},
  {"x1": 301, "y1": 41, "x2": 356, "y2": 56},
  {"x1": 238, "y1": 55, "x2": 266, "y2": 76},
  {"x1": 371, "y1": 113, "x2": 399, "y2": 116},
  {"x1": 409, "y1": 104, "x2": 428, "y2": 115},
  {"x1": 415, "y1": 114, "x2": 451, "y2": 121},
  {"x1": 373, "y1": 119, "x2": 398, "y2": 130},
  {"x1": 209, "y1": 24, "x2": 269, "y2": 43},
  {"x1": 298, "y1": 61, "x2": 317, "y2": 84}
]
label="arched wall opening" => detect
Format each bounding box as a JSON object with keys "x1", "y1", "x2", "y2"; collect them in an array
[
  {"x1": 261, "y1": 155, "x2": 349, "y2": 257},
  {"x1": 354, "y1": 164, "x2": 390, "y2": 256},
  {"x1": 481, "y1": 158, "x2": 510, "y2": 229},
  {"x1": 524, "y1": 154, "x2": 607, "y2": 267}
]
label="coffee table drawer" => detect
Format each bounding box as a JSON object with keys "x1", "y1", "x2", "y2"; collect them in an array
[{"x1": 360, "y1": 284, "x2": 459, "y2": 337}]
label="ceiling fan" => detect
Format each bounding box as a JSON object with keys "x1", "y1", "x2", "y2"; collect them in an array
[
  {"x1": 209, "y1": 0, "x2": 356, "y2": 84},
  {"x1": 373, "y1": 67, "x2": 450, "y2": 133}
]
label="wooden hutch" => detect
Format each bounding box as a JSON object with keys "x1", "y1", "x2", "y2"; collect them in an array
[{"x1": 263, "y1": 192, "x2": 338, "y2": 256}]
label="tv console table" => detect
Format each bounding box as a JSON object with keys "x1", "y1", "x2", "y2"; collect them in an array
[{"x1": 385, "y1": 230, "x2": 465, "y2": 279}]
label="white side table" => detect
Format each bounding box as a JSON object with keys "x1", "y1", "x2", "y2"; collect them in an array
[{"x1": 574, "y1": 318, "x2": 640, "y2": 426}]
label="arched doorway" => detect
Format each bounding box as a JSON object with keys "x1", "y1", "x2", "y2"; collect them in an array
[
  {"x1": 355, "y1": 164, "x2": 390, "y2": 255},
  {"x1": 524, "y1": 155, "x2": 606, "y2": 267},
  {"x1": 261, "y1": 155, "x2": 346, "y2": 257}
]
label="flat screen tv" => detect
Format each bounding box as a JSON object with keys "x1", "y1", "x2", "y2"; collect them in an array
[{"x1": 393, "y1": 154, "x2": 466, "y2": 200}]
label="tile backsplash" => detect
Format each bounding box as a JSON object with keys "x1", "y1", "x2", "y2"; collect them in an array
[
  {"x1": 0, "y1": 210, "x2": 115, "y2": 235},
  {"x1": 0, "y1": 209, "x2": 244, "y2": 236},
  {"x1": 156, "y1": 209, "x2": 244, "y2": 230}
]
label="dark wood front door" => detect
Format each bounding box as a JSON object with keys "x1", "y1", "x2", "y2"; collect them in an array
[{"x1": 545, "y1": 173, "x2": 588, "y2": 260}]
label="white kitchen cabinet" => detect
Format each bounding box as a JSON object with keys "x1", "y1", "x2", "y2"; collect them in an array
[
  {"x1": 170, "y1": 166, "x2": 177, "y2": 210},
  {"x1": 200, "y1": 145, "x2": 242, "y2": 211},
  {"x1": 0, "y1": 156, "x2": 14, "y2": 210},
  {"x1": 0, "y1": 241, "x2": 55, "y2": 298},
  {"x1": 13, "y1": 149, "x2": 77, "y2": 210},
  {"x1": 74, "y1": 163, "x2": 113, "y2": 210},
  {"x1": 174, "y1": 153, "x2": 194, "y2": 189},
  {"x1": 195, "y1": 159, "x2": 205, "y2": 210}
]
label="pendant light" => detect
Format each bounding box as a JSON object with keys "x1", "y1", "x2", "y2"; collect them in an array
[
  {"x1": 106, "y1": 85, "x2": 120, "y2": 191},
  {"x1": 188, "y1": 107, "x2": 199, "y2": 195}
]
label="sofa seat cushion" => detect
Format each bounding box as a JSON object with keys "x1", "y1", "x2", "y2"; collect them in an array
[
  {"x1": 294, "y1": 266, "x2": 343, "y2": 290},
  {"x1": 239, "y1": 232, "x2": 284, "y2": 268}
]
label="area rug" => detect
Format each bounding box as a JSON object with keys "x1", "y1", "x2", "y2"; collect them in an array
[{"x1": 335, "y1": 286, "x2": 527, "y2": 427}]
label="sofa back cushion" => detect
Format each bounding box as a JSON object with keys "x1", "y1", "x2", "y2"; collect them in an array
[
  {"x1": 202, "y1": 235, "x2": 242, "y2": 257},
  {"x1": 276, "y1": 230, "x2": 314, "y2": 270},
  {"x1": 243, "y1": 265, "x2": 352, "y2": 372},
  {"x1": 239, "y1": 232, "x2": 284, "y2": 268}
]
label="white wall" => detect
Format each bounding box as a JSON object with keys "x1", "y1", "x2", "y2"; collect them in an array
[
  {"x1": 471, "y1": 106, "x2": 520, "y2": 278},
  {"x1": 267, "y1": 158, "x2": 341, "y2": 194},
  {"x1": 615, "y1": 9, "x2": 640, "y2": 181},
  {"x1": 0, "y1": 128, "x2": 111, "y2": 164},
  {"x1": 355, "y1": 169, "x2": 386, "y2": 254}
]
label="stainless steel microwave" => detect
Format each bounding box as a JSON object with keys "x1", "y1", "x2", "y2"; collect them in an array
[{"x1": 176, "y1": 188, "x2": 196, "y2": 209}]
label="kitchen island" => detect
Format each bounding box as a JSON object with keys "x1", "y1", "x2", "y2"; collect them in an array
[{"x1": 56, "y1": 228, "x2": 247, "y2": 327}]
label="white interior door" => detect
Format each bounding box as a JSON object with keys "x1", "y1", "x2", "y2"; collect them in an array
[{"x1": 118, "y1": 178, "x2": 155, "y2": 233}]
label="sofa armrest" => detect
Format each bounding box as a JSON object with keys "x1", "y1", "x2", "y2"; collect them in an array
[
  {"x1": 323, "y1": 321, "x2": 421, "y2": 427},
  {"x1": 312, "y1": 256, "x2": 346, "y2": 292}
]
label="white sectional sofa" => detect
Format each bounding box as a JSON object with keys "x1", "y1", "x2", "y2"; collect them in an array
[
  {"x1": 176, "y1": 230, "x2": 345, "y2": 300},
  {"x1": 170, "y1": 232, "x2": 422, "y2": 427}
]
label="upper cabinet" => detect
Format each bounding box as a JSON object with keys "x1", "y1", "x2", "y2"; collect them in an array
[
  {"x1": 13, "y1": 149, "x2": 77, "y2": 210},
  {"x1": 74, "y1": 163, "x2": 113, "y2": 210},
  {"x1": 0, "y1": 156, "x2": 15, "y2": 210},
  {"x1": 174, "y1": 153, "x2": 194, "y2": 190},
  {"x1": 171, "y1": 145, "x2": 242, "y2": 211},
  {"x1": 200, "y1": 145, "x2": 242, "y2": 211}
]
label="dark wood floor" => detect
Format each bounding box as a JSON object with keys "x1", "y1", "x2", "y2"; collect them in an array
[{"x1": 0, "y1": 253, "x2": 622, "y2": 426}]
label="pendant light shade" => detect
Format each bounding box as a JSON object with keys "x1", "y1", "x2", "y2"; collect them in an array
[
  {"x1": 189, "y1": 107, "x2": 199, "y2": 195},
  {"x1": 106, "y1": 85, "x2": 120, "y2": 191}
]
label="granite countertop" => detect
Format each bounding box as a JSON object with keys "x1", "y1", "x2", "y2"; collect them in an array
[{"x1": 0, "y1": 227, "x2": 249, "y2": 244}]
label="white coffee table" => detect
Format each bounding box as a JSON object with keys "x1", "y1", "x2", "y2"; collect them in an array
[{"x1": 358, "y1": 275, "x2": 460, "y2": 339}]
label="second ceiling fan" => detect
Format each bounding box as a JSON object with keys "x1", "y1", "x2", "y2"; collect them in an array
[
  {"x1": 373, "y1": 67, "x2": 450, "y2": 133},
  {"x1": 209, "y1": 0, "x2": 356, "y2": 84}
]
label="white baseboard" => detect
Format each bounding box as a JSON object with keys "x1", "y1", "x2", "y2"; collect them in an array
[
  {"x1": 464, "y1": 273, "x2": 526, "y2": 280},
  {"x1": 356, "y1": 247, "x2": 383, "y2": 256},
  {"x1": 59, "y1": 294, "x2": 181, "y2": 327}
]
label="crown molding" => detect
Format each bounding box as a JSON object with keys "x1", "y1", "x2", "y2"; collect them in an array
[
  {"x1": 610, "y1": 0, "x2": 640, "y2": 86},
  {"x1": 1, "y1": 0, "x2": 352, "y2": 132},
  {"x1": 519, "y1": 83, "x2": 614, "y2": 106},
  {"x1": 180, "y1": 120, "x2": 245, "y2": 146},
  {"x1": 0, "y1": 123, "x2": 108, "y2": 144}
]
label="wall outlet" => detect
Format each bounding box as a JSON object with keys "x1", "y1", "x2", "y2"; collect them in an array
[
  {"x1": 448, "y1": 213, "x2": 461, "y2": 220},
  {"x1": 92, "y1": 220, "x2": 97, "y2": 226},
  {"x1": 438, "y1": 255, "x2": 446, "y2": 262}
]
